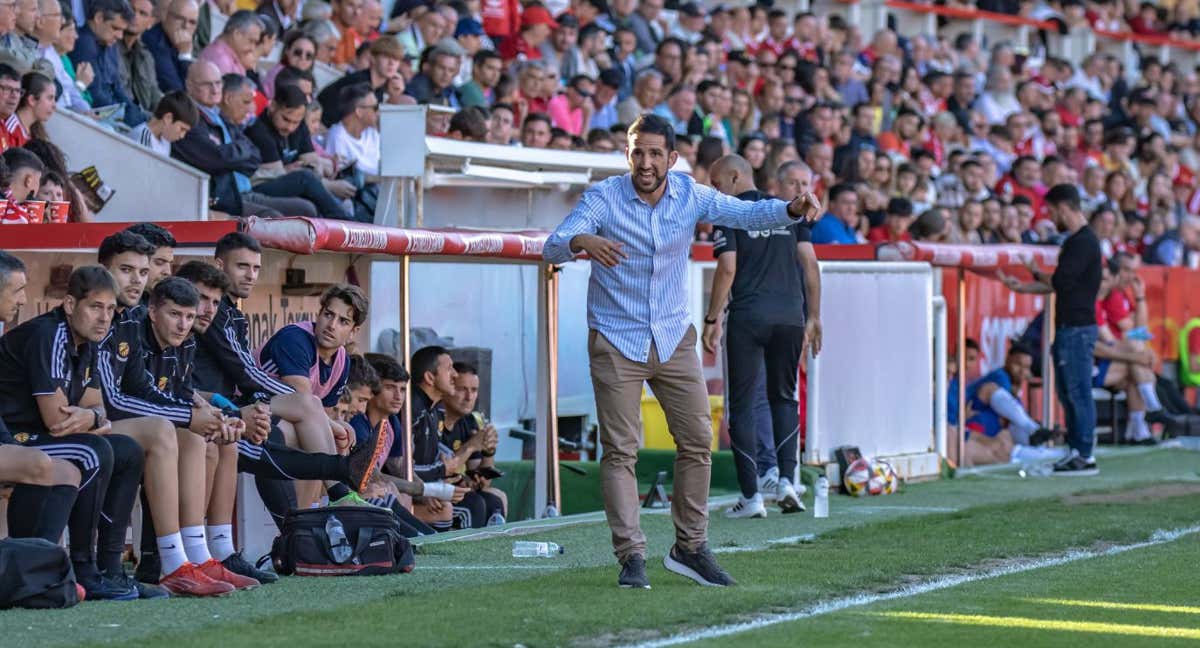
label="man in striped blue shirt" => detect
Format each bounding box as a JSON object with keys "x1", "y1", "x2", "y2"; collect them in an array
[{"x1": 545, "y1": 114, "x2": 821, "y2": 589}]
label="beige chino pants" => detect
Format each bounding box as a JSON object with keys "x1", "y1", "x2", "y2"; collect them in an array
[{"x1": 588, "y1": 326, "x2": 712, "y2": 562}]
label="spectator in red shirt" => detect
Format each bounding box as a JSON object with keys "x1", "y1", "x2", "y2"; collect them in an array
[
  {"x1": 995, "y1": 155, "x2": 1046, "y2": 218},
  {"x1": 877, "y1": 107, "x2": 923, "y2": 159},
  {"x1": 867, "y1": 197, "x2": 914, "y2": 243},
  {"x1": 498, "y1": 3, "x2": 556, "y2": 63}
]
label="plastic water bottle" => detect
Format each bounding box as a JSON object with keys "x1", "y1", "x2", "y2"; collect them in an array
[
  {"x1": 487, "y1": 512, "x2": 506, "y2": 527},
  {"x1": 512, "y1": 541, "x2": 563, "y2": 558},
  {"x1": 813, "y1": 476, "x2": 829, "y2": 519},
  {"x1": 326, "y1": 515, "x2": 353, "y2": 563}
]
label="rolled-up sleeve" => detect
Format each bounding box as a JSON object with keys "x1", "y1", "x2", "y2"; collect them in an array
[
  {"x1": 544, "y1": 185, "x2": 607, "y2": 264},
  {"x1": 694, "y1": 183, "x2": 793, "y2": 230}
]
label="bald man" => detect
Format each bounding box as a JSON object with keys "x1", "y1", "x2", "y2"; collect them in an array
[
  {"x1": 142, "y1": 0, "x2": 199, "y2": 93},
  {"x1": 172, "y1": 62, "x2": 281, "y2": 217},
  {"x1": 702, "y1": 154, "x2": 822, "y2": 519}
]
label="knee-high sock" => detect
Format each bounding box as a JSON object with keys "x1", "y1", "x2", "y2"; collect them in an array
[
  {"x1": 989, "y1": 389, "x2": 1038, "y2": 445},
  {"x1": 1138, "y1": 382, "x2": 1163, "y2": 412}
]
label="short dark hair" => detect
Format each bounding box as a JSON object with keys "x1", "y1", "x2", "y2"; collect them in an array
[
  {"x1": 274, "y1": 65, "x2": 315, "y2": 95},
  {"x1": 67, "y1": 265, "x2": 118, "y2": 301},
  {"x1": 3, "y1": 147, "x2": 45, "y2": 176},
  {"x1": 151, "y1": 276, "x2": 200, "y2": 308},
  {"x1": 274, "y1": 84, "x2": 308, "y2": 110},
  {"x1": 473, "y1": 49, "x2": 500, "y2": 66},
  {"x1": 523, "y1": 111, "x2": 552, "y2": 129},
  {"x1": 365, "y1": 352, "x2": 409, "y2": 384},
  {"x1": 0, "y1": 63, "x2": 18, "y2": 84},
  {"x1": 828, "y1": 182, "x2": 856, "y2": 202},
  {"x1": 175, "y1": 259, "x2": 230, "y2": 292},
  {"x1": 1045, "y1": 183, "x2": 1081, "y2": 212},
  {"x1": 1008, "y1": 338, "x2": 1035, "y2": 358},
  {"x1": 338, "y1": 83, "x2": 374, "y2": 120},
  {"x1": 124, "y1": 222, "x2": 177, "y2": 249},
  {"x1": 449, "y1": 105, "x2": 490, "y2": 140},
  {"x1": 627, "y1": 113, "x2": 676, "y2": 151},
  {"x1": 965, "y1": 337, "x2": 980, "y2": 351},
  {"x1": 0, "y1": 250, "x2": 26, "y2": 288},
  {"x1": 411, "y1": 345, "x2": 448, "y2": 386},
  {"x1": 319, "y1": 283, "x2": 369, "y2": 326},
  {"x1": 214, "y1": 231, "x2": 261, "y2": 258},
  {"x1": 452, "y1": 361, "x2": 477, "y2": 376},
  {"x1": 98, "y1": 230, "x2": 155, "y2": 266},
  {"x1": 89, "y1": 0, "x2": 133, "y2": 23},
  {"x1": 154, "y1": 90, "x2": 198, "y2": 126},
  {"x1": 348, "y1": 353, "x2": 381, "y2": 391}
]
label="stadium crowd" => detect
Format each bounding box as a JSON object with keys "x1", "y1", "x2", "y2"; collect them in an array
[{"x1": 0, "y1": 225, "x2": 507, "y2": 600}]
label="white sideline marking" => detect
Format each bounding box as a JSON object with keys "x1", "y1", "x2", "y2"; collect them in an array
[
  {"x1": 713, "y1": 534, "x2": 816, "y2": 554},
  {"x1": 620, "y1": 525, "x2": 1200, "y2": 648},
  {"x1": 422, "y1": 564, "x2": 566, "y2": 571}
]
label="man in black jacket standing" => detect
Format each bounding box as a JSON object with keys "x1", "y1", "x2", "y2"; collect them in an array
[
  {"x1": 701, "y1": 154, "x2": 822, "y2": 517},
  {"x1": 1001, "y1": 184, "x2": 1102, "y2": 476}
]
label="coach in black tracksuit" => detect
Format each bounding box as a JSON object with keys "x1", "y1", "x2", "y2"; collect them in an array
[{"x1": 702, "y1": 155, "x2": 821, "y2": 513}]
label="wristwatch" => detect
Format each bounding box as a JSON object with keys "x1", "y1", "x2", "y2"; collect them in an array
[
  {"x1": 91, "y1": 407, "x2": 107, "y2": 431},
  {"x1": 704, "y1": 316, "x2": 718, "y2": 325}
]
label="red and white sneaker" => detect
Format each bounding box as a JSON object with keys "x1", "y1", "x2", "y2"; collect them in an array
[
  {"x1": 159, "y1": 562, "x2": 236, "y2": 597},
  {"x1": 197, "y1": 558, "x2": 260, "y2": 590}
]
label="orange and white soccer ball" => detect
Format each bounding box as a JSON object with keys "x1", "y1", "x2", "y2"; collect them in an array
[
  {"x1": 868, "y1": 460, "x2": 899, "y2": 495},
  {"x1": 842, "y1": 458, "x2": 872, "y2": 497}
]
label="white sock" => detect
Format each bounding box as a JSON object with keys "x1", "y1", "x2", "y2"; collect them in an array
[
  {"x1": 207, "y1": 524, "x2": 235, "y2": 562},
  {"x1": 989, "y1": 389, "x2": 1038, "y2": 444},
  {"x1": 181, "y1": 525, "x2": 212, "y2": 564},
  {"x1": 1137, "y1": 382, "x2": 1163, "y2": 412},
  {"x1": 1126, "y1": 410, "x2": 1151, "y2": 441},
  {"x1": 156, "y1": 532, "x2": 188, "y2": 576}
]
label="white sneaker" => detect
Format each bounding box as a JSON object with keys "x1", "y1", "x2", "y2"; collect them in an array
[
  {"x1": 1010, "y1": 444, "x2": 1067, "y2": 464},
  {"x1": 758, "y1": 467, "x2": 780, "y2": 502},
  {"x1": 777, "y1": 478, "x2": 805, "y2": 514},
  {"x1": 724, "y1": 493, "x2": 767, "y2": 519}
]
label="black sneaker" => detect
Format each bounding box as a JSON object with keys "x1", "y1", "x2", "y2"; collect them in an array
[
  {"x1": 134, "y1": 552, "x2": 161, "y2": 585},
  {"x1": 223, "y1": 551, "x2": 279, "y2": 584},
  {"x1": 347, "y1": 421, "x2": 386, "y2": 492},
  {"x1": 107, "y1": 570, "x2": 169, "y2": 599},
  {"x1": 663, "y1": 544, "x2": 736, "y2": 587},
  {"x1": 1029, "y1": 427, "x2": 1054, "y2": 446},
  {"x1": 618, "y1": 555, "x2": 650, "y2": 589},
  {"x1": 79, "y1": 573, "x2": 139, "y2": 601},
  {"x1": 1052, "y1": 451, "x2": 1098, "y2": 476}
]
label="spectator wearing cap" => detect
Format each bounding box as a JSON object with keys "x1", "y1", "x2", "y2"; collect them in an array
[
  {"x1": 811, "y1": 183, "x2": 861, "y2": 244},
  {"x1": 198, "y1": 10, "x2": 262, "y2": 76},
  {"x1": 317, "y1": 36, "x2": 403, "y2": 126},
  {"x1": 453, "y1": 17, "x2": 485, "y2": 85},
  {"x1": 867, "y1": 197, "x2": 914, "y2": 243},
  {"x1": 117, "y1": 0, "x2": 161, "y2": 114},
  {"x1": 618, "y1": 67, "x2": 660, "y2": 125},
  {"x1": 588, "y1": 66, "x2": 621, "y2": 130},
  {"x1": 70, "y1": 0, "x2": 147, "y2": 126},
  {"x1": 670, "y1": 2, "x2": 704, "y2": 44},
  {"x1": 142, "y1": 0, "x2": 198, "y2": 94},
  {"x1": 458, "y1": 48, "x2": 501, "y2": 108},
  {"x1": 405, "y1": 43, "x2": 462, "y2": 108},
  {"x1": 538, "y1": 12, "x2": 576, "y2": 78},
  {"x1": 547, "y1": 74, "x2": 594, "y2": 136},
  {"x1": 499, "y1": 3, "x2": 555, "y2": 63}
]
